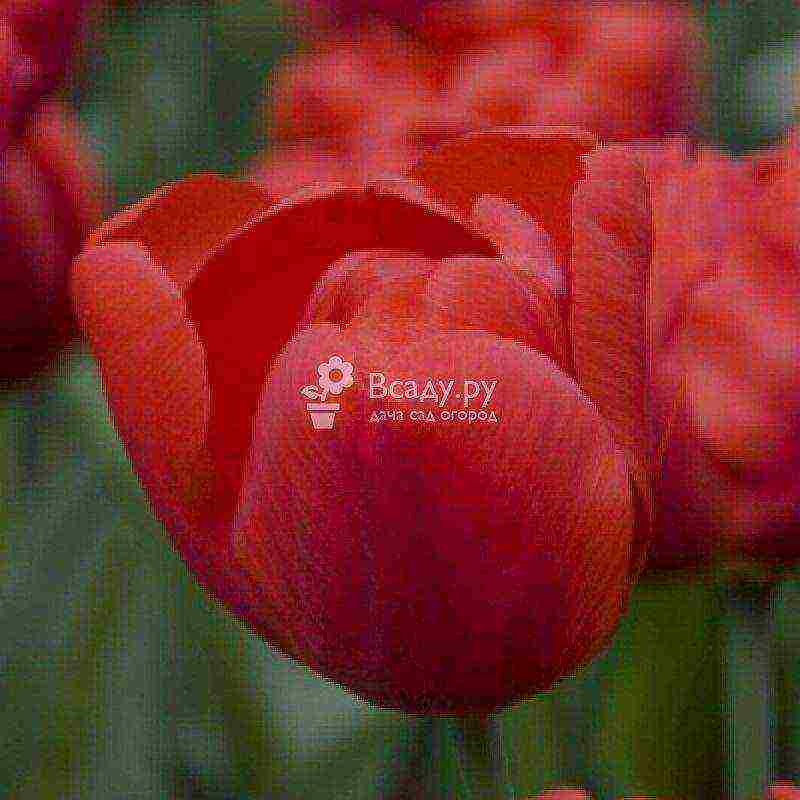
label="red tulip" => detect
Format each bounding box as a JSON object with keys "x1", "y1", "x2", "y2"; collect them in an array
[
  {"x1": 644, "y1": 131, "x2": 800, "y2": 570},
  {"x1": 0, "y1": 100, "x2": 103, "y2": 380},
  {"x1": 0, "y1": 0, "x2": 103, "y2": 381},
  {"x1": 73, "y1": 128, "x2": 657, "y2": 714}
]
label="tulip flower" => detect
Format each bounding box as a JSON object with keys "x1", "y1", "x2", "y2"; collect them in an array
[
  {"x1": 0, "y1": 0, "x2": 103, "y2": 381},
  {"x1": 643, "y1": 131, "x2": 800, "y2": 570},
  {"x1": 73, "y1": 128, "x2": 659, "y2": 715}
]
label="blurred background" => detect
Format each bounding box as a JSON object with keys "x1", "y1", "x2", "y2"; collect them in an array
[{"x1": 3, "y1": 0, "x2": 800, "y2": 798}]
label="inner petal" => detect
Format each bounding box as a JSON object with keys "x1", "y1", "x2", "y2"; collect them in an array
[
  {"x1": 184, "y1": 186, "x2": 498, "y2": 509},
  {"x1": 301, "y1": 249, "x2": 436, "y2": 328},
  {"x1": 424, "y1": 255, "x2": 568, "y2": 368}
]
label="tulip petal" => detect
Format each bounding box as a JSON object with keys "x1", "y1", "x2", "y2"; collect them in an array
[
  {"x1": 22, "y1": 99, "x2": 104, "y2": 254},
  {"x1": 233, "y1": 326, "x2": 635, "y2": 714},
  {"x1": 682, "y1": 357, "x2": 797, "y2": 475},
  {"x1": 72, "y1": 241, "x2": 287, "y2": 651},
  {"x1": 302, "y1": 248, "x2": 436, "y2": 328},
  {"x1": 303, "y1": 249, "x2": 441, "y2": 350},
  {"x1": 470, "y1": 194, "x2": 566, "y2": 297},
  {"x1": 423, "y1": 256, "x2": 568, "y2": 368},
  {"x1": 651, "y1": 401, "x2": 724, "y2": 568},
  {"x1": 71, "y1": 241, "x2": 215, "y2": 542},
  {"x1": 406, "y1": 127, "x2": 596, "y2": 270},
  {"x1": 88, "y1": 173, "x2": 275, "y2": 291},
  {"x1": 668, "y1": 268, "x2": 800, "y2": 476},
  {"x1": 185, "y1": 185, "x2": 498, "y2": 504},
  {"x1": 653, "y1": 401, "x2": 800, "y2": 567},
  {"x1": 571, "y1": 145, "x2": 652, "y2": 468}
]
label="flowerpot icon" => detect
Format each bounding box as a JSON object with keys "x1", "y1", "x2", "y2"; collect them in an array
[
  {"x1": 300, "y1": 356, "x2": 354, "y2": 429},
  {"x1": 306, "y1": 402, "x2": 340, "y2": 430}
]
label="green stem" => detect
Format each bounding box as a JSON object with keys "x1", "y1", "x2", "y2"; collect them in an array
[
  {"x1": 557, "y1": 671, "x2": 598, "y2": 791},
  {"x1": 428, "y1": 717, "x2": 449, "y2": 800},
  {"x1": 446, "y1": 714, "x2": 515, "y2": 800},
  {"x1": 725, "y1": 581, "x2": 775, "y2": 800},
  {"x1": 0, "y1": 399, "x2": 15, "y2": 585}
]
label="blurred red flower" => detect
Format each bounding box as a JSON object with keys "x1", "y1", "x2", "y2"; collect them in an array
[
  {"x1": 0, "y1": 0, "x2": 103, "y2": 381},
  {"x1": 644, "y1": 129, "x2": 800, "y2": 571},
  {"x1": 295, "y1": 0, "x2": 439, "y2": 28},
  {"x1": 72, "y1": 128, "x2": 659, "y2": 714},
  {"x1": 770, "y1": 784, "x2": 800, "y2": 800},
  {"x1": 254, "y1": 0, "x2": 707, "y2": 197}
]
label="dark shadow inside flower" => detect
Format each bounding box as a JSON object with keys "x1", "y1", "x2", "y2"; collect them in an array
[{"x1": 183, "y1": 185, "x2": 498, "y2": 512}]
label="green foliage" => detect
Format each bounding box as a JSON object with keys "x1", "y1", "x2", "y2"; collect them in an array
[
  {"x1": 698, "y1": 0, "x2": 800, "y2": 152},
  {"x1": 76, "y1": 0, "x2": 296, "y2": 210}
]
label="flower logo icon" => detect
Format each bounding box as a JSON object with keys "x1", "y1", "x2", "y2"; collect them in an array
[
  {"x1": 300, "y1": 355, "x2": 354, "y2": 429},
  {"x1": 317, "y1": 355, "x2": 354, "y2": 396}
]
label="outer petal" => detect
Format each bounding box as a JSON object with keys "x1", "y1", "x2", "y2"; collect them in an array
[
  {"x1": 23, "y1": 99, "x2": 104, "y2": 257},
  {"x1": 406, "y1": 127, "x2": 596, "y2": 273},
  {"x1": 571, "y1": 145, "x2": 655, "y2": 577},
  {"x1": 88, "y1": 173, "x2": 275, "y2": 291},
  {"x1": 0, "y1": 101, "x2": 101, "y2": 381},
  {"x1": 470, "y1": 194, "x2": 566, "y2": 298},
  {"x1": 571, "y1": 145, "x2": 652, "y2": 468},
  {"x1": 72, "y1": 240, "x2": 283, "y2": 649},
  {"x1": 71, "y1": 241, "x2": 214, "y2": 544},
  {"x1": 647, "y1": 149, "x2": 758, "y2": 356},
  {"x1": 184, "y1": 184, "x2": 498, "y2": 505},
  {"x1": 232, "y1": 326, "x2": 634, "y2": 714}
]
